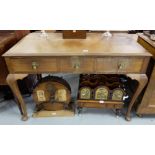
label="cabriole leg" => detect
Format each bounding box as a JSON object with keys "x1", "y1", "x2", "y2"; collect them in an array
[
  {"x1": 6, "y1": 74, "x2": 28, "y2": 121},
  {"x1": 125, "y1": 74, "x2": 148, "y2": 121}
]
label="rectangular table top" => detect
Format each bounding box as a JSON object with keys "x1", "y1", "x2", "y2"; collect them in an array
[{"x1": 3, "y1": 32, "x2": 152, "y2": 57}]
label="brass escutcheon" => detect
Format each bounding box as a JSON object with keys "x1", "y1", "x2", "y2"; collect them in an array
[
  {"x1": 118, "y1": 62, "x2": 126, "y2": 70},
  {"x1": 74, "y1": 63, "x2": 80, "y2": 69},
  {"x1": 71, "y1": 56, "x2": 80, "y2": 70},
  {"x1": 32, "y1": 62, "x2": 39, "y2": 70}
]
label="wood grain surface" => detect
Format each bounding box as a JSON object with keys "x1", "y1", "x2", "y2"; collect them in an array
[{"x1": 3, "y1": 32, "x2": 151, "y2": 57}]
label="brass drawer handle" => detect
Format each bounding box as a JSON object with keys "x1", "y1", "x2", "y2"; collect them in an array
[
  {"x1": 32, "y1": 62, "x2": 39, "y2": 70},
  {"x1": 118, "y1": 62, "x2": 126, "y2": 70},
  {"x1": 71, "y1": 56, "x2": 80, "y2": 70},
  {"x1": 73, "y1": 63, "x2": 80, "y2": 69}
]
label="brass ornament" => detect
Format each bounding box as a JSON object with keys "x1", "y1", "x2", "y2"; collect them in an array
[
  {"x1": 71, "y1": 56, "x2": 80, "y2": 70},
  {"x1": 55, "y1": 89, "x2": 67, "y2": 102},
  {"x1": 79, "y1": 87, "x2": 91, "y2": 99},
  {"x1": 36, "y1": 90, "x2": 46, "y2": 102},
  {"x1": 118, "y1": 61, "x2": 128, "y2": 70},
  {"x1": 112, "y1": 88, "x2": 124, "y2": 101},
  {"x1": 32, "y1": 61, "x2": 39, "y2": 70},
  {"x1": 94, "y1": 86, "x2": 109, "y2": 100}
]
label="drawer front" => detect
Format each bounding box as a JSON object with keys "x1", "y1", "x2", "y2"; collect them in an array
[
  {"x1": 117, "y1": 57, "x2": 144, "y2": 73},
  {"x1": 60, "y1": 57, "x2": 95, "y2": 73},
  {"x1": 8, "y1": 57, "x2": 59, "y2": 73},
  {"x1": 95, "y1": 57, "x2": 118, "y2": 73},
  {"x1": 95, "y1": 57, "x2": 144, "y2": 73},
  {"x1": 6, "y1": 56, "x2": 146, "y2": 74}
]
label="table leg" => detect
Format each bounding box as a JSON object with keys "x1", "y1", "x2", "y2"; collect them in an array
[
  {"x1": 6, "y1": 74, "x2": 28, "y2": 121},
  {"x1": 125, "y1": 74, "x2": 148, "y2": 121}
]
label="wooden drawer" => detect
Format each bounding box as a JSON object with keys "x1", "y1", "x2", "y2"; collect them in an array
[
  {"x1": 117, "y1": 57, "x2": 145, "y2": 73},
  {"x1": 5, "y1": 56, "x2": 147, "y2": 74},
  {"x1": 95, "y1": 57, "x2": 118, "y2": 73},
  {"x1": 6, "y1": 57, "x2": 59, "y2": 73},
  {"x1": 60, "y1": 57, "x2": 95, "y2": 73},
  {"x1": 95, "y1": 57, "x2": 145, "y2": 73}
]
